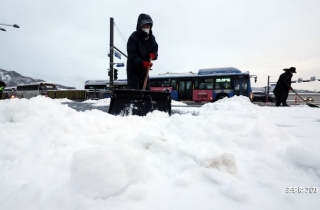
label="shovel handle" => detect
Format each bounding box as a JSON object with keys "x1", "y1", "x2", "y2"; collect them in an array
[
  {"x1": 142, "y1": 58, "x2": 152, "y2": 90},
  {"x1": 292, "y1": 89, "x2": 308, "y2": 103}
]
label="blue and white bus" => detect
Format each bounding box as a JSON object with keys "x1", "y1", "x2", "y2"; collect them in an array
[{"x1": 149, "y1": 67, "x2": 257, "y2": 102}]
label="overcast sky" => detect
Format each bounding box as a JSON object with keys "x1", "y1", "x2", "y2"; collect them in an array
[{"x1": 1, "y1": 0, "x2": 320, "y2": 90}]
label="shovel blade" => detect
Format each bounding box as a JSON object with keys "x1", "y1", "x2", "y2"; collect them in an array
[
  {"x1": 108, "y1": 89, "x2": 171, "y2": 116},
  {"x1": 307, "y1": 103, "x2": 319, "y2": 108}
]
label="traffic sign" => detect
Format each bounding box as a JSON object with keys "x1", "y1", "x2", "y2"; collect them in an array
[
  {"x1": 114, "y1": 51, "x2": 121, "y2": 59},
  {"x1": 116, "y1": 63, "x2": 125, "y2": 67}
]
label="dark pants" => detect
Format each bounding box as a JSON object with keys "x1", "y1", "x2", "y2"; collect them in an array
[
  {"x1": 275, "y1": 91, "x2": 289, "y2": 106},
  {"x1": 127, "y1": 77, "x2": 150, "y2": 90}
]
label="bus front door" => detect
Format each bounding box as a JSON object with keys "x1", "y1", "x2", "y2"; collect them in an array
[
  {"x1": 178, "y1": 80, "x2": 193, "y2": 100},
  {"x1": 234, "y1": 78, "x2": 249, "y2": 96}
]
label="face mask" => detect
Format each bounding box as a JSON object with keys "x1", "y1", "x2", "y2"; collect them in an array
[{"x1": 141, "y1": 28, "x2": 150, "y2": 34}]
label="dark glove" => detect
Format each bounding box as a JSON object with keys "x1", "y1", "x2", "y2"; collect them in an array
[
  {"x1": 142, "y1": 61, "x2": 153, "y2": 69},
  {"x1": 150, "y1": 53, "x2": 156, "y2": 60},
  {"x1": 289, "y1": 87, "x2": 293, "y2": 90}
]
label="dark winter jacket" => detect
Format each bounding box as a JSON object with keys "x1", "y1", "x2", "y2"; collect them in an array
[
  {"x1": 273, "y1": 71, "x2": 292, "y2": 97},
  {"x1": 126, "y1": 14, "x2": 158, "y2": 89},
  {"x1": 0, "y1": 80, "x2": 6, "y2": 92}
]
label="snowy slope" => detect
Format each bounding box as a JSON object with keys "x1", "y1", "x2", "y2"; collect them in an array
[
  {"x1": 0, "y1": 69, "x2": 44, "y2": 87},
  {"x1": 0, "y1": 96, "x2": 319, "y2": 210},
  {"x1": 0, "y1": 69, "x2": 75, "y2": 89}
]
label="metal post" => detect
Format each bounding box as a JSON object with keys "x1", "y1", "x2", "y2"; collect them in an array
[
  {"x1": 267, "y1": 76, "x2": 270, "y2": 94},
  {"x1": 109, "y1": 17, "x2": 114, "y2": 89}
]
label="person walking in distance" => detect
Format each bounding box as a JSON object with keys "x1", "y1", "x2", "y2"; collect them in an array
[
  {"x1": 0, "y1": 81, "x2": 6, "y2": 99},
  {"x1": 273, "y1": 67, "x2": 296, "y2": 107},
  {"x1": 126, "y1": 13, "x2": 158, "y2": 90}
]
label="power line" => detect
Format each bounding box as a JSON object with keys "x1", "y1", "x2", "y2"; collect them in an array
[{"x1": 113, "y1": 22, "x2": 127, "y2": 51}]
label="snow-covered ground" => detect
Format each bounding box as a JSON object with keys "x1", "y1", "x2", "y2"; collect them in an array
[{"x1": 0, "y1": 96, "x2": 319, "y2": 210}]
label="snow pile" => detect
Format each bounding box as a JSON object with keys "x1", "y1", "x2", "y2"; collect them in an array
[
  {"x1": 82, "y1": 98, "x2": 187, "y2": 107},
  {"x1": 0, "y1": 96, "x2": 319, "y2": 210},
  {"x1": 71, "y1": 146, "x2": 144, "y2": 199},
  {"x1": 171, "y1": 100, "x2": 188, "y2": 106},
  {"x1": 201, "y1": 95, "x2": 257, "y2": 111}
]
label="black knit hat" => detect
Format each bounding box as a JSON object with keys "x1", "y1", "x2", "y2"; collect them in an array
[{"x1": 283, "y1": 67, "x2": 296, "y2": 73}]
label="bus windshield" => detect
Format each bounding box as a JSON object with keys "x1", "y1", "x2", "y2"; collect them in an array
[
  {"x1": 84, "y1": 85, "x2": 107, "y2": 90},
  {"x1": 40, "y1": 84, "x2": 57, "y2": 90}
]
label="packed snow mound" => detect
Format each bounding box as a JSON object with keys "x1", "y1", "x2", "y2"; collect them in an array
[
  {"x1": 71, "y1": 146, "x2": 145, "y2": 199},
  {"x1": 0, "y1": 96, "x2": 75, "y2": 124},
  {"x1": 171, "y1": 100, "x2": 188, "y2": 106},
  {"x1": 91, "y1": 98, "x2": 111, "y2": 106},
  {"x1": 82, "y1": 98, "x2": 187, "y2": 107},
  {"x1": 0, "y1": 97, "x2": 319, "y2": 209},
  {"x1": 81, "y1": 99, "x2": 112, "y2": 106},
  {"x1": 200, "y1": 95, "x2": 257, "y2": 111}
]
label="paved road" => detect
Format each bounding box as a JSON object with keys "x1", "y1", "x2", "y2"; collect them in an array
[{"x1": 63, "y1": 102, "x2": 109, "y2": 112}]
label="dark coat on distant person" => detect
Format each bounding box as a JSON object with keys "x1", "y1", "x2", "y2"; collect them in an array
[
  {"x1": 126, "y1": 13, "x2": 158, "y2": 90},
  {"x1": 273, "y1": 71, "x2": 292, "y2": 101},
  {"x1": 0, "y1": 80, "x2": 6, "y2": 91}
]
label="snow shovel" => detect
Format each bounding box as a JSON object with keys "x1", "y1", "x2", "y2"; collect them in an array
[
  {"x1": 291, "y1": 89, "x2": 319, "y2": 108},
  {"x1": 108, "y1": 59, "x2": 172, "y2": 116}
]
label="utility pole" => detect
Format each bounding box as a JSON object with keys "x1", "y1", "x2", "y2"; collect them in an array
[
  {"x1": 267, "y1": 76, "x2": 270, "y2": 94},
  {"x1": 108, "y1": 17, "x2": 127, "y2": 89},
  {"x1": 109, "y1": 17, "x2": 114, "y2": 89}
]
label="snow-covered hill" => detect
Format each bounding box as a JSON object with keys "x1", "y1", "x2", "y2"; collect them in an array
[
  {"x1": 0, "y1": 69, "x2": 44, "y2": 87},
  {"x1": 0, "y1": 69, "x2": 75, "y2": 89}
]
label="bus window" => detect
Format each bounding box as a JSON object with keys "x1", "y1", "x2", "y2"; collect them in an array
[
  {"x1": 171, "y1": 79, "x2": 177, "y2": 90},
  {"x1": 206, "y1": 84, "x2": 213, "y2": 89},
  {"x1": 234, "y1": 79, "x2": 240, "y2": 95},
  {"x1": 150, "y1": 80, "x2": 157, "y2": 87},
  {"x1": 85, "y1": 85, "x2": 106, "y2": 90},
  {"x1": 40, "y1": 84, "x2": 57, "y2": 90},
  {"x1": 17, "y1": 85, "x2": 38, "y2": 91},
  {"x1": 241, "y1": 79, "x2": 248, "y2": 95},
  {"x1": 199, "y1": 83, "x2": 205, "y2": 89},
  {"x1": 204, "y1": 78, "x2": 213, "y2": 89},
  {"x1": 157, "y1": 79, "x2": 170, "y2": 87},
  {"x1": 197, "y1": 78, "x2": 213, "y2": 89},
  {"x1": 205, "y1": 78, "x2": 214, "y2": 83},
  {"x1": 215, "y1": 78, "x2": 231, "y2": 89}
]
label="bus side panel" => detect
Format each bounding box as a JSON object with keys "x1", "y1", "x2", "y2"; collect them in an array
[
  {"x1": 228, "y1": 90, "x2": 235, "y2": 98},
  {"x1": 104, "y1": 92, "x2": 110, "y2": 98},
  {"x1": 150, "y1": 87, "x2": 172, "y2": 92},
  {"x1": 17, "y1": 90, "x2": 37, "y2": 99},
  {"x1": 170, "y1": 90, "x2": 178, "y2": 101},
  {"x1": 193, "y1": 90, "x2": 213, "y2": 101},
  {"x1": 213, "y1": 89, "x2": 234, "y2": 100},
  {"x1": 150, "y1": 86, "x2": 177, "y2": 100}
]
